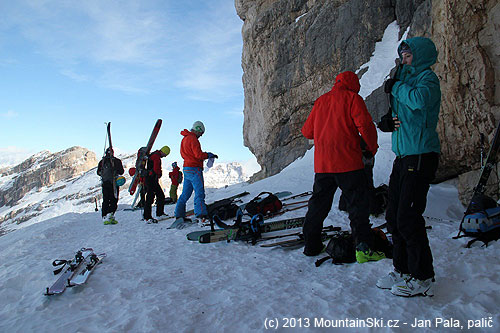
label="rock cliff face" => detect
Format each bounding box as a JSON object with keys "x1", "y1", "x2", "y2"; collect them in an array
[
  {"x1": 432, "y1": 0, "x2": 500, "y2": 182},
  {"x1": 237, "y1": 0, "x2": 500, "y2": 188},
  {"x1": 0, "y1": 147, "x2": 97, "y2": 207}
]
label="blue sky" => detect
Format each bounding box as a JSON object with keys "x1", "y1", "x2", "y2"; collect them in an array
[{"x1": 0, "y1": 0, "x2": 252, "y2": 165}]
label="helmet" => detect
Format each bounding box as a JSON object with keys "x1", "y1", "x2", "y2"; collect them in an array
[
  {"x1": 160, "y1": 146, "x2": 170, "y2": 156},
  {"x1": 115, "y1": 176, "x2": 126, "y2": 186},
  {"x1": 172, "y1": 162, "x2": 177, "y2": 168},
  {"x1": 191, "y1": 121, "x2": 205, "y2": 134},
  {"x1": 105, "y1": 147, "x2": 114, "y2": 156}
]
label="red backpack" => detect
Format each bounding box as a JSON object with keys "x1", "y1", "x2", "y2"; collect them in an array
[{"x1": 245, "y1": 192, "x2": 283, "y2": 216}]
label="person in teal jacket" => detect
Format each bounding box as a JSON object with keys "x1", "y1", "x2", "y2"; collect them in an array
[{"x1": 376, "y1": 37, "x2": 441, "y2": 297}]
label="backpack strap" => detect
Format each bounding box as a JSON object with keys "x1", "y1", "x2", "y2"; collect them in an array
[{"x1": 315, "y1": 256, "x2": 330, "y2": 267}]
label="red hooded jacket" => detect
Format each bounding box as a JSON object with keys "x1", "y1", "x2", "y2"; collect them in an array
[
  {"x1": 302, "y1": 71, "x2": 378, "y2": 173},
  {"x1": 169, "y1": 165, "x2": 181, "y2": 186},
  {"x1": 180, "y1": 129, "x2": 208, "y2": 168}
]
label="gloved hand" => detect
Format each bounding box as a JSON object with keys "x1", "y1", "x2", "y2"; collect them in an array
[
  {"x1": 207, "y1": 152, "x2": 218, "y2": 159},
  {"x1": 377, "y1": 109, "x2": 397, "y2": 132},
  {"x1": 384, "y1": 78, "x2": 397, "y2": 93}
]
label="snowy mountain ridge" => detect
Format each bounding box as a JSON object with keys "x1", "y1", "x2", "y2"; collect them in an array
[{"x1": 0, "y1": 149, "x2": 258, "y2": 234}]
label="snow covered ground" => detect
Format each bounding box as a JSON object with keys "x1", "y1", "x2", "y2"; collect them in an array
[{"x1": 0, "y1": 130, "x2": 498, "y2": 332}]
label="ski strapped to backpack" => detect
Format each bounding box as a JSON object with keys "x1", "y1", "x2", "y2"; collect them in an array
[
  {"x1": 128, "y1": 119, "x2": 162, "y2": 196},
  {"x1": 454, "y1": 121, "x2": 500, "y2": 247}
]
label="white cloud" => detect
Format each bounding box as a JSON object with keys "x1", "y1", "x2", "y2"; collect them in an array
[
  {"x1": 174, "y1": 2, "x2": 244, "y2": 101},
  {"x1": 1, "y1": 110, "x2": 19, "y2": 119},
  {"x1": 0, "y1": 146, "x2": 34, "y2": 168},
  {"x1": 1, "y1": 1, "x2": 244, "y2": 98}
]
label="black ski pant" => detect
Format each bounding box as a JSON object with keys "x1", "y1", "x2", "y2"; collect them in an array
[
  {"x1": 143, "y1": 175, "x2": 165, "y2": 220},
  {"x1": 101, "y1": 181, "x2": 118, "y2": 217},
  {"x1": 386, "y1": 153, "x2": 438, "y2": 280},
  {"x1": 339, "y1": 163, "x2": 374, "y2": 212},
  {"x1": 303, "y1": 170, "x2": 373, "y2": 255}
]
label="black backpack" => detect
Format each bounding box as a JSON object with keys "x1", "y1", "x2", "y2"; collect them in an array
[
  {"x1": 207, "y1": 198, "x2": 240, "y2": 220},
  {"x1": 315, "y1": 228, "x2": 393, "y2": 266},
  {"x1": 315, "y1": 231, "x2": 356, "y2": 266},
  {"x1": 135, "y1": 147, "x2": 149, "y2": 177},
  {"x1": 100, "y1": 157, "x2": 115, "y2": 182},
  {"x1": 245, "y1": 192, "x2": 283, "y2": 216},
  {"x1": 370, "y1": 184, "x2": 389, "y2": 216}
]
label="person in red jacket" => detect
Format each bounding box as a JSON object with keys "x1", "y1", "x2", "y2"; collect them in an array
[
  {"x1": 174, "y1": 121, "x2": 217, "y2": 220},
  {"x1": 301, "y1": 71, "x2": 384, "y2": 262},
  {"x1": 143, "y1": 145, "x2": 170, "y2": 223},
  {"x1": 168, "y1": 162, "x2": 182, "y2": 203}
]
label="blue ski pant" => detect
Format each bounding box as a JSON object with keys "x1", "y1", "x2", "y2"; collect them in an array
[{"x1": 174, "y1": 167, "x2": 208, "y2": 218}]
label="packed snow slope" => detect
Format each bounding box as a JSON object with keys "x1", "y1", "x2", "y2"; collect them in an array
[{"x1": 0, "y1": 131, "x2": 498, "y2": 333}]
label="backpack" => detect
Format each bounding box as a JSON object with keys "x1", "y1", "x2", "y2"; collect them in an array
[
  {"x1": 455, "y1": 194, "x2": 500, "y2": 247},
  {"x1": 315, "y1": 228, "x2": 393, "y2": 266},
  {"x1": 207, "y1": 198, "x2": 240, "y2": 220},
  {"x1": 178, "y1": 171, "x2": 183, "y2": 184},
  {"x1": 315, "y1": 231, "x2": 356, "y2": 266},
  {"x1": 135, "y1": 147, "x2": 149, "y2": 177},
  {"x1": 245, "y1": 192, "x2": 283, "y2": 216},
  {"x1": 370, "y1": 184, "x2": 389, "y2": 216},
  {"x1": 100, "y1": 157, "x2": 115, "y2": 182}
]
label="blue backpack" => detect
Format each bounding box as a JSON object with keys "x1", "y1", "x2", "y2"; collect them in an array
[{"x1": 456, "y1": 194, "x2": 500, "y2": 247}]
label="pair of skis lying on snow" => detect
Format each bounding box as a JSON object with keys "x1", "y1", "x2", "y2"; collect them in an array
[
  {"x1": 185, "y1": 209, "x2": 341, "y2": 247},
  {"x1": 45, "y1": 248, "x2": 106, "y2": 296}
]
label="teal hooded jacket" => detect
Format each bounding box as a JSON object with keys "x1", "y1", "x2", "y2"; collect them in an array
[{"x1": 391, "y1": 37, "x2": 441, "y2": 157}]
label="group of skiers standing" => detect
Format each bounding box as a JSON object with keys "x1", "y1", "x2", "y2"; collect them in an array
[
  {"x1": 97, "y1": 36, "x2": 440, "y2": 298},
  {"x1": 97, "y1": 120, "x2": 217, "y2": 224},
  {"x1": 302, "y1": 37, "x2": 441, "y2": 298}
]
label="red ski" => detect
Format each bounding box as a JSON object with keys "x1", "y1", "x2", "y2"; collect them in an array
[{"x1": 128, "y1": 119, "x2": 162, "y2": 195}]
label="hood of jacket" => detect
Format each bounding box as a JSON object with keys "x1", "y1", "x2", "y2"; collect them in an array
[
  {"x1": 332, "y1": 71, "x2": 360, "y2": 93},
  {"x1": 398, "y1": 37, "x2": 438, "y2": 75},
  {"x1": 181, "y1": 129, "x2": 196, "y2": 137}
]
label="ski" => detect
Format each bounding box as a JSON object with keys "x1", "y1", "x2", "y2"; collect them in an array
[
  {"x1": 260, "y1": 226, "x2": 341, "y2": 248},
  {"x1": 106, "y1": 122, "x2": 119, "y2": 199},
  {"x1": 45, "y1": 248, "x2": 94, "y2": 296},
  {"x1": 129, "y1": 119, "x2": 162, "y2": 196},
  {"x1": 196, "y1": 216, "x2": 305, "y2": 244},
  {"x1": 168, "y1": 217, "x2": 197, "y2": 229},
  {"x1": 68, "y1": 253, "x2": 106, "y2": 286},
  {"x1": 281, "y1": 191, "x2": 312, "y2": 201},
  {"x1": 464, "y1": 122, "x2": 500, "y2": 214}
]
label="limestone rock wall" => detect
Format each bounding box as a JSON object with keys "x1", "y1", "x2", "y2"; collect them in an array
[
  {"x1": 236, "y1": 0, "x2": 396, "y2": 179},
  {"x1": 237, "y1": 0, "x2": 500, "y2": 192},
  {"x1": 0, "y1": 147, "x2": 97, "y2": 207}
]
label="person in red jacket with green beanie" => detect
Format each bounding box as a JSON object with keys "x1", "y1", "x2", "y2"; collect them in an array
[
  {"x1": 168, "y1": 162, "x2": 182, "y2": 203},
  {"x1": 376, "y1": 37, "x2": 441, "y2": 297},
  {"x1": 174, "y1": 121, "x2": 217, "y2": 221},
  {"x1": 302, "y1": 70, "x2": 384, "y2": 263},
  {"x1": 143, "y1": 145, "x2": 170, "y2": 223}
]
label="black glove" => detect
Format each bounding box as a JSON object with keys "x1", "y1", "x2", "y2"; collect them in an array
[
  {"x1": 377, "y1": 109, "x2": 396, "y2": 132},
  {"x1": 362, "y1": 150, "x2": 374, "y2": 160},
  {"x1": 384, "y1": 78, "x2": 397, "y2": 93}
]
